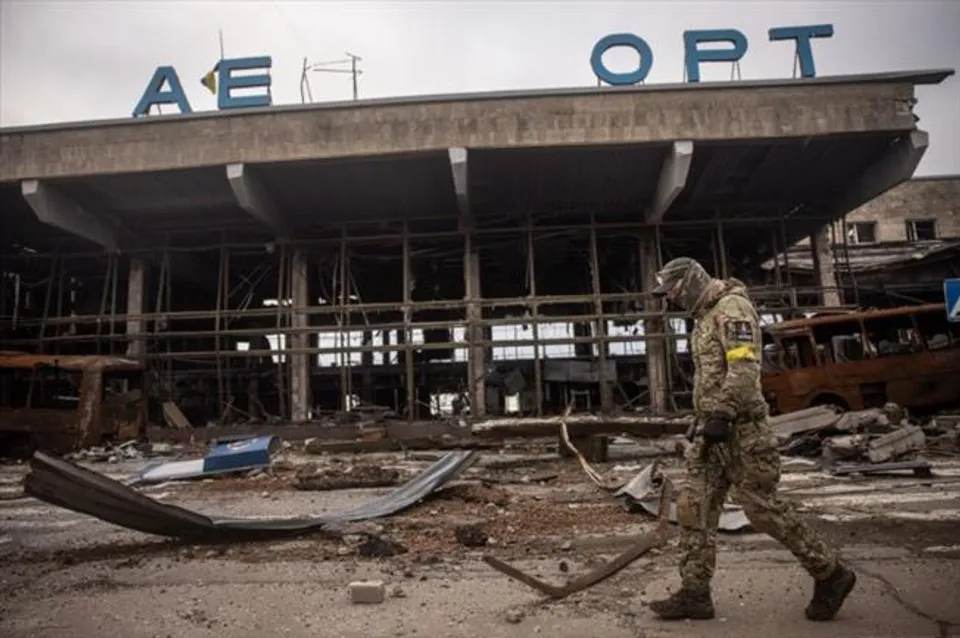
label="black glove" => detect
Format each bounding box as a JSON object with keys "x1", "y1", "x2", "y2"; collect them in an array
[{"x1": 703, "y1": 414, "x2": 732, "y2": 445}]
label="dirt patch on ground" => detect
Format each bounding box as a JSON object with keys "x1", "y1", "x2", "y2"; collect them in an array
[
  {"x1": 174, "y1": 473, "x2": 293, "y2": 494},
  {"x1": 293, "y1": 462, "x2": 401, "y2": 491},
  {"x1": 813, "y1": 517, "x2": 960, "y2": 552}
]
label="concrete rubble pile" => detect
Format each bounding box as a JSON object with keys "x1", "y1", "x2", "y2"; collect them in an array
[
  {"x1": 773, "y1": 403, "x2": 959, "y2": 476},
  {"x1": 65, "y1": 440, "x2": 182, "y2": 464}
]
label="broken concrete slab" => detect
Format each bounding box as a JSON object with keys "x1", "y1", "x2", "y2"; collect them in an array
[
  {"x1": 771, "y1": 406, "x2": 842, "y2": 445},
  {"x1": 823, "y1": 434, "x2": 870, "y2": 462},
  {"x1": 867, "y1": 426, "x2": 926, "y2": 464},
  {"x1": 831, "y1": 459, "x2": 933, "y2": 477}
]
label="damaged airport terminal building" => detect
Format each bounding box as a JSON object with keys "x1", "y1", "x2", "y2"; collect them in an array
[{"x1": 1, "y1": 68, "x2": 958, "y2": 441}]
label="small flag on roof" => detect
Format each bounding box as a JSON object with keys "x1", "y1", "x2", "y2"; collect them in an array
[{"x1": 200, "y1": 62, "x2": 219, "y2": 95}]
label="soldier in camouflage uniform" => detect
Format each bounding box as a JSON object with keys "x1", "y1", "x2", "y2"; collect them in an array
[{"x1": 648, "y1": 257, "x2": 856, "y2": 621}]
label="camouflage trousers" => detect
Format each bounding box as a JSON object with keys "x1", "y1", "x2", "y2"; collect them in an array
[{"x1": 675, "y1": 417, "x2": 838, "y2": 591}]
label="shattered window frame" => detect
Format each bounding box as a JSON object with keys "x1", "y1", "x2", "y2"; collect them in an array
[
  {"x1": 847, "y1": 221, "x2": 878, "y2": 245},
  {"x1": 0, "y1": 365, "x2": 84, "y2": 410},
  {"x1": 905, "y1": 218, "x2": 937, "y2": 242}
]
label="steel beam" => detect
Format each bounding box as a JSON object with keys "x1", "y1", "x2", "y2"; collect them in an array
[
  {"x1": 646, "y1": 141, "x2": 694, "y2": 224},
  {"x1": 226, "y1": 163, "x2": 291, "y2": 238},
  {"x1": 21, "y1": 179, "x2": 118, "y2": 251}
]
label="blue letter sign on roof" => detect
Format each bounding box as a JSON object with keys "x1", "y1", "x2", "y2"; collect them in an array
[
  {"x1": 945, "y1": 278, "x2": 960, "y2": 323},
  {"x1": 683, "y1": 29, "x2": 748, "y2": 83},
  {"x1": 590, "y1": 33, "x2": 655, "y2": 86},
  {"x1": 217, "y1": 56, "x2": 273, "y2": 110},
  {"x1": 133, "y1": 55, "x2": 273, "y2": 117},
  {"x1": 589, "y1": 23, "x2": 835, "y2": 86},
  {"x1": 132, "y1": 66, "x2": 193, "y2": 117},
  {"x1": 768, "y1": 24, "x2": 834, "y2": 78}
]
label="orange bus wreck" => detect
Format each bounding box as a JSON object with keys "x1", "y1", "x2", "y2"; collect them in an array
[
  {"x1": 761, "y1": 303, "x2": 960, "y2": 415},
  {"x1": 0, "y1": 351, "x2": 147, "y2": 456}
]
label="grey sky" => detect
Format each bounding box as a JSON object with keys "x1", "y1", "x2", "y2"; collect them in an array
[{"x1": 2, "y1": 0, "x2": 958, "y2": 174}]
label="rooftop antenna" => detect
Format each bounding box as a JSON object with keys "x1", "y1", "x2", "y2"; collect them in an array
[
  {"x1": 300, "y1": 58, "x2": 314, "y2": 104},
  {"x1": 306, "y1": 52, "x2": 363, "y2": 101}
]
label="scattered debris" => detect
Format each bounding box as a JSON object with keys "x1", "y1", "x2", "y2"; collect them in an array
[
  {"x1": 616, "y1": 461, "x2": 751, "y2": 533},
  {"x1": 504, "y1": 608, "x2": 526, "y2": 624},
  {"x1": 356, "y1": 534, "x2": 408, "y2": 558},
  {"x1": 162, "y1": 401, "x2": 192, "y2": 430},
  {"x1": 471, "y1": 413, "x2": 692, "y2": 439},
  {"x1": 24, "y1": 450, "x2": 478, "y2": 541},
  {"x1": 831, "y1": 459, "x2": 933, "y2": 477},
  {"x1": 294, "y1": 462, "x2": 400, "y2": 491},
  {"x1": 478, "y1": 471, "x2": 558, "y2": 485},
  {"x1": 483, "y1": 478, "x2": 672, "y2": 600},
  {"x1": 865, "y1": 426, "x2": 926, "y2": 463},
  {"x1": 389, "y1": 584, "x2": 406, "y2": 598},
  {"x1": 349, "y1": 580, "x2": 386, "y2": 604},
  {"x1": 454, "y1": 523, "x2": 489, "y2": 548},
  {"x1": 559, "y1": 411, "x2": 622, "y2": 491},
  {"x1": 775, "y1": 403, "x2": 942, "y2": 474},
  {"x1": 772, "y1": 406, "x2": 843, "y2": 445}
]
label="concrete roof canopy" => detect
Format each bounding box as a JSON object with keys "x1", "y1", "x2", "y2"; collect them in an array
[{"x1": 0, "y1": 69, "x2": 954, "y2": 278}]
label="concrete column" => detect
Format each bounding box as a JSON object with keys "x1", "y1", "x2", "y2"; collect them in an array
[
  {"x1": 125, "y1": 257, "x2": 147, "y2": 358},
  {"x1": 448, "y1": 148, "x2": 486, "y2": 417},
  {"x1": 639, "y1": 232, "x2": 669, "y2": 414},
  {"x1": 810, "y1": 225, "x2": 841, "y2": 307},
  {"x1": 289, "y1": 249, "x2": 311, "y2": 422},
  {"x1": 464, "y1": 242, "x2": 485, "y2": 417},
  {"x1": 361, "y1": 331, "x2": 374, "y2": 404},
  {"x1": 595, "y1": 319, "x2": 614, "y2": 413}
]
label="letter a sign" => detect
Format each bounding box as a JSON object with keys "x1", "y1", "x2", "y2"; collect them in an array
[{"x1": 945, "y1": 278, "x2": 960, "y2": 323}]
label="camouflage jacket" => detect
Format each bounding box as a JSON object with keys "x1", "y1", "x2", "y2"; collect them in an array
[{"x1": 690, "y1": 278, "x2": 768, "y2": 421}]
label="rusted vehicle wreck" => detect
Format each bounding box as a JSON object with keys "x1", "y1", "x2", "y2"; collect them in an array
[
  {"x1": 0, "y1": 351, "x2": 147, "y2": 456},
  {"x1": 761, "y1": 303, "x2": 960, "y2": 415}
]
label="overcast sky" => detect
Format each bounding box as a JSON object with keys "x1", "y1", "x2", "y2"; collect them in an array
[{"x1": 1, "y1": 0, "x2": 958, "y2": 174}]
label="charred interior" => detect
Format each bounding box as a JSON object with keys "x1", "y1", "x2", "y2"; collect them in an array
[{"x1": 0, "y1": 137, "x2": 930, "y2": 427}]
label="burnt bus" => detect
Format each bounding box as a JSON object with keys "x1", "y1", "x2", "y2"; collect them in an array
[
  {"x1": 761, "y1": 303, "x2": 960, "y2": 415},
  {"x1": 0, "y1": 351, "x2": 147, "y2": 457}
]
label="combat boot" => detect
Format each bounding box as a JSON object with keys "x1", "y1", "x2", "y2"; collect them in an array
[
  {"x1": 805, "y1": 563, "x2": 856, "y2": 621},
  {"x1": 649, "y1": 587, "x2": 715, "y2": 620}
]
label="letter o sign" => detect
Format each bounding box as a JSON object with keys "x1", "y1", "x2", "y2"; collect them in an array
[{"x1": 590, "y1": 33, "x2": 654, "y2": 86}]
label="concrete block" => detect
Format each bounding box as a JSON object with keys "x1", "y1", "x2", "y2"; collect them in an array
[{"x1": 349, "y1": 580, "x2": 386, "y2": 604}]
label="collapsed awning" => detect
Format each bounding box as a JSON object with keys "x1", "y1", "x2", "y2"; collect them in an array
[{"x1": 23, "y1": 450, "x2": 477, "y2": 541}]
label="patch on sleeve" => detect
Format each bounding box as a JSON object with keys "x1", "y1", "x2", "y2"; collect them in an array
[
  {"x1": 727, "y1": 320, "x2": 755, "y2": 344},
  {"x1": 724, "y1": 320, "x2": 757, "y2": 363}
]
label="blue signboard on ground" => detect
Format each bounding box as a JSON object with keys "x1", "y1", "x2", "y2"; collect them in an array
[
  {"x1": 136, "y1": 435, "x2": 280, "y2": 484},
  {"x1": 945, "y1": 278, "x2": 960, "y2": 323}
]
